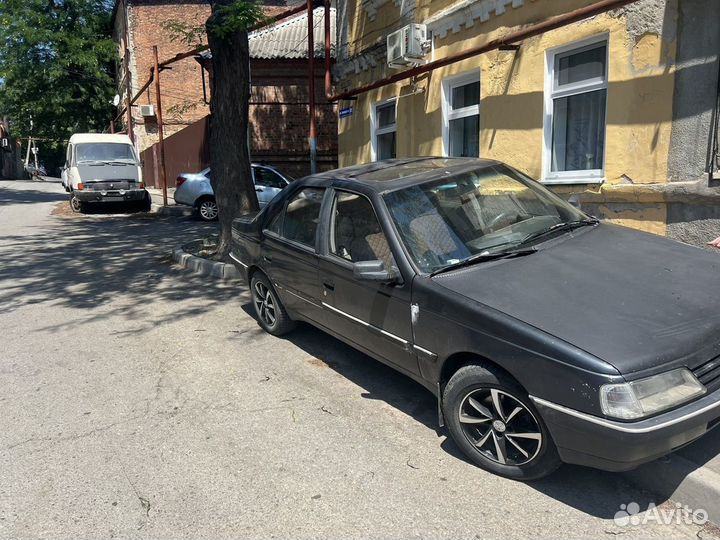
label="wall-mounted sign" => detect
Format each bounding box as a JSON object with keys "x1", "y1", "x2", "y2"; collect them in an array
[{"x1": 339, "y1": 107, "x2": 353, "y2": 119}]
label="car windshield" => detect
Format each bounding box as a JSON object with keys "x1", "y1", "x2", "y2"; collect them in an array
[
  {"x1": 76, "y1": 143, "x2": 137, "y2": 164},
  {"x1": 383, "y1": 164, "x2": 589, "y2": 273}
]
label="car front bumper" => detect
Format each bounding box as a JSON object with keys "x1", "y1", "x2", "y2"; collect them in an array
[
  {"x1": 75, "y1": 189, "x2": 147, "y2": 203},
  {"x1": 532, "y1": 389, "x2": 720, "y2": 471}
]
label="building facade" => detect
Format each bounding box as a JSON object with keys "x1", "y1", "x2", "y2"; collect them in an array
[
  {"x1": 334, "y1": 0, "x2": 720, "y2": 243},
  {"x1": 113, "y1": 1, "x2": 338, "y2": 182}
]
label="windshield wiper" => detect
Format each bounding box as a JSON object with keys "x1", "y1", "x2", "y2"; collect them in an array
[
  {"x1": 519, "y1": 218, "x2": 599, "y2": 246},
  {"x1": 430, "y1": 247, "x2": 537, "y2": 276}
]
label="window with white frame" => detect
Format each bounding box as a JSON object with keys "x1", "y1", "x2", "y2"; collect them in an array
[
  {"x1": 545, "y1": 38, "x2": 608, "y2": 182},
  {"x1": 373, "y1": 100, "x2": 396, "y2": 160},
  {"x1": 443, "y1": 73, "x2": 480, "y2": 158}
]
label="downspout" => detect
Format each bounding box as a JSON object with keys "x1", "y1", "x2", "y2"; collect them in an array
[
  {"x1": 324, "y1": 0, "x2": 332, "y2": 98},
  {"x1": 308, "y1": 0, "x2": 318, "y2": 174},
  {"x1": 328, "y1": 0, "x2": 641, "y2": 101}
]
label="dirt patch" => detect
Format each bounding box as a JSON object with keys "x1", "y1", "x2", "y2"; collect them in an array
[
  {"x1": 182, "y1": 235, "x2": 223, "y2": 260},
  {"x1": 51, "y1": 201, "x2": 158, "y2": 220},
  {"x1": 51, "y1": 201, "x2": 74, "y2": 217}
]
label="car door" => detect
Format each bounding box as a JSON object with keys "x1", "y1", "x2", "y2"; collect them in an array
[
  {"x1": 318, "y1": 188, "x2": 419, "y2": 376},
  {"x1": 253, "y1": 166, "x2": 288, "y2": 208},
  {"x1": 261, "y1": 186, "x2": 326, "y2": 324}
]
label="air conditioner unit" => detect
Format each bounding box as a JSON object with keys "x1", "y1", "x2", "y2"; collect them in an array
[
  {"x1": 140, "y1": 104, "x2": 155, "y2": 117},
  {"x1": 387, "y1": 24, "x2": 429, "y2": 69}
]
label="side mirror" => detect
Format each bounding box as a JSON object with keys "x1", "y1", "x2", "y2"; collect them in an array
[{"x1": 353, "y1": 260, "x2": 399, "y2": 284}]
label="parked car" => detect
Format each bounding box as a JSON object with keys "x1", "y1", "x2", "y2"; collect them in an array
[
  {"x1": 230, "y1": 157, "x2": 720, "y2": 480},
  {"x1": 174, "y1": 164, "x2": 293, "y2": 221},
  {"x1": 61, "y1": 133, "x2": 150, "y2": 213}
]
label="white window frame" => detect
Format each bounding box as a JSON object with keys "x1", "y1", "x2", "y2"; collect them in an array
[
  {"x1": 371, "y1": 98, "x2": 397, "y2": 161},
  {"x1": 543, "y1": 34, "x2": 609, "y2": 185},
  {"x1": 442, "y1": 71, "x2": 481, "y2": 158}
]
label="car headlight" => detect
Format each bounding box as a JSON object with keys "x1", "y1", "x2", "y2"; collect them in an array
[{"x1": 600, "y1": 368, "x2": 706, "y2": 420}]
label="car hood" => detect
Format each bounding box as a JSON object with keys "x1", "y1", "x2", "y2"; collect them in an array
[
  {"x1": 77, "y1": 164, "x2": 139, "y2": 182},
  {"x1": 432, "y1": 224, "x2": 720, "y2": 375}
]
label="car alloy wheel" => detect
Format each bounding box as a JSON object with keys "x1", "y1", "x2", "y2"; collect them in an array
[
  {"x1": 458, "y1": 388, "x2": 543, "y2": 466},
  {"x1": 253, "y1": 280, "x2": 277, "y2": 329},
  {"x1": 198, "y1": 199, "x2": 218, "y2": 221}
]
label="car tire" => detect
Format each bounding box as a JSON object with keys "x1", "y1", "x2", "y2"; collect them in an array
[
  {"x1": 69, "y1": 193, "x2": 85, "y2": 213},
  {"x1": 250, "y1": 273, "x2": 296, "y2": 336},
  {"x1": 443, "y1": 363, "x2": 561, "y2": 480},
  {"x1": 197, "y1": 197, "x2": 219, "y2": 221}
]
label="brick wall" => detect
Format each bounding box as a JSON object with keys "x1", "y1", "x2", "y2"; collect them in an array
[
  {"x1": 250, "y1": 59, "x2": 338, "y2": 178},
  {"x1": 124, "y1": 1, "x2": 211, "y2": 153}
]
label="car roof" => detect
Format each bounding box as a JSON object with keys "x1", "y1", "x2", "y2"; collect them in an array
[
  {"x1": 69, "y1": 133, "x2": 133, "y2": 145},
  {"x1": 310, "y1": 157, "x2": 503, "y2": 192}
]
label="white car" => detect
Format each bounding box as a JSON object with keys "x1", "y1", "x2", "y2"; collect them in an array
[
  {"x1": 61, "y1": 133, "x2": 149, "y2": 213},
  {"x1": 174, "y1": 164, "x2": 293, "y2": 221}
]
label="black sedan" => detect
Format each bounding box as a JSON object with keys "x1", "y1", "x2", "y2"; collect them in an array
[{"x1": 230, "y1": 158, "x2": 720, "y2": 480}]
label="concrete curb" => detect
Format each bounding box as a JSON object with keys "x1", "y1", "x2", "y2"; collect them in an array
[
  {"x1": 151, "y1": 203, "x2": 193, "y2": 217},
  {"x1": 626, "y1": 454, "x2": 720, "y2": 524},
  {"x1": 171, "y1": 247, "x2": 241, "y2": 281}
]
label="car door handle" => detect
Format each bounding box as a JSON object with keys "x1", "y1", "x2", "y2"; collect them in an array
[
  {"x1": 323, "y1": 281, "x2": 335, "y2": 291},
  {"x1": 255, "y1": 186, "x2": 264, "y2": 192},
  {"x1": 263, "y1": 255, "x2": 272, "y2": 263}
]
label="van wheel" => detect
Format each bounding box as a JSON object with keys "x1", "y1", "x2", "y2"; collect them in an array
[
  {"x1": 138, "y1": 191, "x2": 152, "y2": 212},
  {"x1": 443, "y1": 363, "x2": 561, "y2": 480},
  {"x1": 69, "y1": 194, "x2": 85, "y2": 213}
]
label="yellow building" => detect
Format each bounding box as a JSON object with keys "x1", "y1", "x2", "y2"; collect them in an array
[{"x1": 333, "y1": 0, "x2": 720, "y2": 244}]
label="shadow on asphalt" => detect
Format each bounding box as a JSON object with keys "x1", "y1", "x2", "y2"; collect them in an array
[
  {"x1": 239, "y1": 304, "x2": 665, "y2": 519},
  {"x1": 0, "y1": 186, "x2": 68, "y2": 206},
  {"x1": 0, "y1": 203, "x2": 228, "y2": 333}
]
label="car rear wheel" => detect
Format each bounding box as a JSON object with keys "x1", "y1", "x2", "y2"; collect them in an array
[
  {"x1": 69, "y1": 193, "x2": 85, "y2": 213},
  {"x1": 443, "y1": 363, "x2": 561, "y2": 480},
  {"x1": 197, "y1": 197, "x2": 219, "y2": 221},
  {"x1": 250, "y1": 273, "x2": 296, "y2": 336}
]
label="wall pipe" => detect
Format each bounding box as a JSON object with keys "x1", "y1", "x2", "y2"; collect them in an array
[
  {"x1": 153, "y1": 45, "x2": 169, "y2": 206},
  {"x1": 307, "y1": 0, "x2": 318, "y2": 174},
  {"x1": 326, "y1": 0, "x2": 640, "y2": 101},
  {"x1": 324, "y1": 0, "x2": 332, "y2": 98}
]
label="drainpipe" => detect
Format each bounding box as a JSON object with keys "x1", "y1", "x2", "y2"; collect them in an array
[
  {"x1": 324, "y1": 0, "x2": 332, "y2": 98},
  {"x1": 328, "y1": 0, "x2": 641, "y2": 101},
  {"x1": 308, "y1": 0, "x2": 318, "y2": 174}
]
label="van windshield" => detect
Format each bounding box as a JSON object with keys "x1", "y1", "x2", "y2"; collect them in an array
[{"x1": 76, "y1": 143, "x2": 137, "y2": 164}]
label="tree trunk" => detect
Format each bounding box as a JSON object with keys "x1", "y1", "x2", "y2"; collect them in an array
[{"x1": 206, "y1": 1, "x2": 259, "y2": 260}]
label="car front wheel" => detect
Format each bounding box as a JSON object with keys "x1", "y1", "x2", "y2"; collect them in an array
[
  {"x1": 443, "y1": 363, "x2": 561, "y2": 480},
  {"x1": 250, "y1": 273, "x2": 296, "y2": 336}
]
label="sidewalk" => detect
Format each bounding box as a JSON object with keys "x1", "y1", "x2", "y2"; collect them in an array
[
  {"x1": 628, "y1": 426, "x2": 720, "y2": 524},
  {"x1": 147, "y1": 186, "x2": 192, "y2": 216}
]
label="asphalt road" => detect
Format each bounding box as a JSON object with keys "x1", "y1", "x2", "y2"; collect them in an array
[{"x1": 0, "y1": 180, "x2": 717, "y2": 539}]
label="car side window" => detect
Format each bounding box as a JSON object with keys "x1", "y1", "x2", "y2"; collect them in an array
[
  {"x1": 281, "y1": 187, "x2": 324, "y2": 248},
  {"x1": 330, "y1": 191, "x2": 396, "y2": 270},
  {"x1": 254, "y1": 167, "x2": 286, "y2": 189},
  {"x1": 263, "y1": 205, "x2": 283, "y2": 235}
]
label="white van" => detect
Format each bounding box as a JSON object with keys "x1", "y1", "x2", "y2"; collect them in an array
[{"x1": 61, "y1": 133, "x2": 150, "y2": 212}]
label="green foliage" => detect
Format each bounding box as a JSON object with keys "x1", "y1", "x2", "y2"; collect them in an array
[
  {"x1": 209, "y1": 0, "x2": 268, "y2": 41},
  {"x1": 0, "y1": 0, "x2": 116, "y2": 171}
]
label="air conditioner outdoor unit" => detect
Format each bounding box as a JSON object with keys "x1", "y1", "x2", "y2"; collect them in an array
[
  {"x1": 387, "y1": 24, "x2": 429, "y2": 69},
  {"x1": 140, "y1": 104, "x2": 155, "y2": 117}
]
